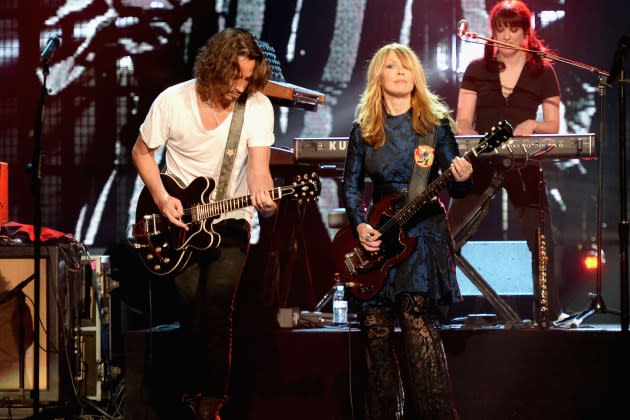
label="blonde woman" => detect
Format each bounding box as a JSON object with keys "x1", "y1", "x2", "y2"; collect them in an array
[{"x1": 342, "y1": 43, "x2": 471, "y2": 419}]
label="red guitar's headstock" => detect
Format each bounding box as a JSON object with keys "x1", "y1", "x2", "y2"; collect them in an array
[{"x1": 476, "y1": 120, "x2": 514, "y2": 154}]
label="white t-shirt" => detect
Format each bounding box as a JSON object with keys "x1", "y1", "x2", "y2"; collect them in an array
[{"x1": 140, "y1": 79, "x2": 275, "y2": 223}]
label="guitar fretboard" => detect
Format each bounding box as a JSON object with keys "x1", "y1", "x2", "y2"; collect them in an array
[{"x1": 192, "y1": 187, "x2": 285, "y2": 221}]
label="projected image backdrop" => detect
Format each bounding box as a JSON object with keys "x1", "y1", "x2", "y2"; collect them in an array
[{"x1": 0, "y1": 1, "x2": 626, "y2": 309}]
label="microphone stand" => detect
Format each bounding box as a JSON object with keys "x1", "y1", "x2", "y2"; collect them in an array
[
  {"x1": 461, "y1": 30, "x2": 609, "y2": 79},
  {"x1": 29, "y1": 59, "x2": 50, "y2": 418},
  {"x1": 605, "y1": 36, "x2": 629, "y2": 332},
  {"x1": 461, "y1": 31, "x2": 622, "y2": 329},
  {"x1": 618, "y1": 66, "x2": 629, "y2": 333}
]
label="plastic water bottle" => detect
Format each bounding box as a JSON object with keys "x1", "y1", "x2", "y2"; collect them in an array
[{"x1": 332, "y1": 283, "x2": 348, "y2": 325}]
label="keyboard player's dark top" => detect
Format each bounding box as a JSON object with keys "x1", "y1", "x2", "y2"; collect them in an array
[{"x1": 461, "y1": 58, "x2": 560, "y2": 135}]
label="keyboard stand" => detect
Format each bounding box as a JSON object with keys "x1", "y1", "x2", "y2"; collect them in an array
[{"x1": 449, "y1": 171, "x2": 525, "y2": 328}]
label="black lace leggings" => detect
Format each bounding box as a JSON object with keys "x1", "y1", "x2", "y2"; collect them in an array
[{"x1": 360, "y1": 293, "x2": 458, "y2": 420}]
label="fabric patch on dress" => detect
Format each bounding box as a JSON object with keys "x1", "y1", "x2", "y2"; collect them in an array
[{"x1": 414, "y1": 145, "x2": 434, "y2": 168}]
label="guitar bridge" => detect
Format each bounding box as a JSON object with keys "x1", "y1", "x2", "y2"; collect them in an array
[
  {"x1": 143, "y1": 214, "x2": 163, "y2": 236},
  {"x1": 344, "y1": 248, "x2": 377, "y2": 275}
]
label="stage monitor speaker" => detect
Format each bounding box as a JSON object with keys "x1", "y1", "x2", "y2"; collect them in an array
[
  {"x1": 0, "y1": 245, "x2": 67, "y2": 406},
  {"x1": 456, "y1": 240, "x2": 533, "y2": 296}
]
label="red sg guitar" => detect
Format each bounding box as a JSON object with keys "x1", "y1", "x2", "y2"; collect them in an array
[{"x1": 331, "y1": 121, "x2": 513, "y2": 301}]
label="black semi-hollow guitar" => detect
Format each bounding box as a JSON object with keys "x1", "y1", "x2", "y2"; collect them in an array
[{"x1": 130, "y1": 172, "x2": 321, "y2": 275}]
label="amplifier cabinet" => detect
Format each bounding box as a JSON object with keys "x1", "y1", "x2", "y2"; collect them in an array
[{"x1": 0, "y1": 245, "x2": 67, "y2": 406}]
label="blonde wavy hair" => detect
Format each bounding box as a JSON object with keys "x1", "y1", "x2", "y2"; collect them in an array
[{"x1": 355, "y1": 43, "x2": 454, "y2": 148}]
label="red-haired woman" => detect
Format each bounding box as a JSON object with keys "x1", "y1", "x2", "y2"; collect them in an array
[{"x1": 450, "y1": 0, "x2": 563, "y2": 325}]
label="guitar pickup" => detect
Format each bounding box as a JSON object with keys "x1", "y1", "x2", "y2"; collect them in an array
[{"x1": 343, "y1": 253, "x2": 358, "y2": 276}]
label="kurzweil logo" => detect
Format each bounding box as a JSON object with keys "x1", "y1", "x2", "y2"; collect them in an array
[{"x1": 324, "y1": 140, "x2": 348, "y2": 151}]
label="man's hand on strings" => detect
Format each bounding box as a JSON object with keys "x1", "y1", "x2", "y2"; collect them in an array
[{"x1": 158, "y1": 194, "x2": 188, "y2": 230}]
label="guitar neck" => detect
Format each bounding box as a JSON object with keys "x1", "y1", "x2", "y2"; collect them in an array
[
  {"x1": 197, "y1": 186, "x2": 284, "y2": 220},
  {"x1": 393, "y1": 145, "x2": 487, "y2": 228},
  {"x1": 393, "y1": 164, "x2": 455, "y2": 228}
]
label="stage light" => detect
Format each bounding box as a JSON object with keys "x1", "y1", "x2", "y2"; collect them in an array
[
  {"x1": 560, "y1": 243, "x2": 605, "y2": 284},
  {"x1": 582, "y1": 252, "x2": 598, "y2": 271},
  {"x1": 578, "y1": 244, "x2": 605, "y2": 272}
]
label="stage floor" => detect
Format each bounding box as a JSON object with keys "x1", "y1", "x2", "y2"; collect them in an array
[
  {"x1": 121, "y1": 318, "x2": 628, "y2": 420},
  {"x1": 2, "y1": 319, "x2": 626, "y2": 420}
]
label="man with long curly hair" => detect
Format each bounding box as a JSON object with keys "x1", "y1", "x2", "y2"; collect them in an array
[{"x1": 132, "y1": 27, "x2": 277, "y2": 420}]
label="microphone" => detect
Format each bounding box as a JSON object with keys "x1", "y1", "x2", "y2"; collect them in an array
[
  {"x1": 457, "y1": 19, "x2": 469, "y2": 38},
  {"x1": 40, "y1": 36, "x2": 61, "y2": 64}
]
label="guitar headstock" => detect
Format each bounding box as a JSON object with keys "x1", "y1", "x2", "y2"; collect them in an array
[
  {"x1": 292, "y1": 172, "x2": 322, "y2": 203},
  {"x1": 475, "y1": 120, "x2": 514, "y2": 154}
]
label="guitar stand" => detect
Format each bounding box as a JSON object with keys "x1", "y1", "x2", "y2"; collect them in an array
[
  {"x1": 282, "y1": 202, "x2": 316, "y2": 308},
  {"x1": 450, "y1": 170, "x2": 527, "y2": 329},
  {"x1": 264, "y1": 198, "x2": 317, "y2": 309}
]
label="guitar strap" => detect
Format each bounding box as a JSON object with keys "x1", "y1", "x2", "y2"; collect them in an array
[
  {"x1": 405, "y1": 123, "x2": 439, "y2": 205},
  {"x1": 214, "y1": 99, "x2": 246, "y2": 201}
]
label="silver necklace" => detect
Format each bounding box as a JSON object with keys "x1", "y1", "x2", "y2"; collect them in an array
[
  {"x1": 209, "y1": 106, "x2": 220, "y2": 126},
  {"x1": 208, "y1": 102, "x2": 234, "y2": 126}
]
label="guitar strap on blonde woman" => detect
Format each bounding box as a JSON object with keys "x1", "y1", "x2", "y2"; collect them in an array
[{"x1": 214, "y1": 99, "x2": 246, "y2": 201}]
